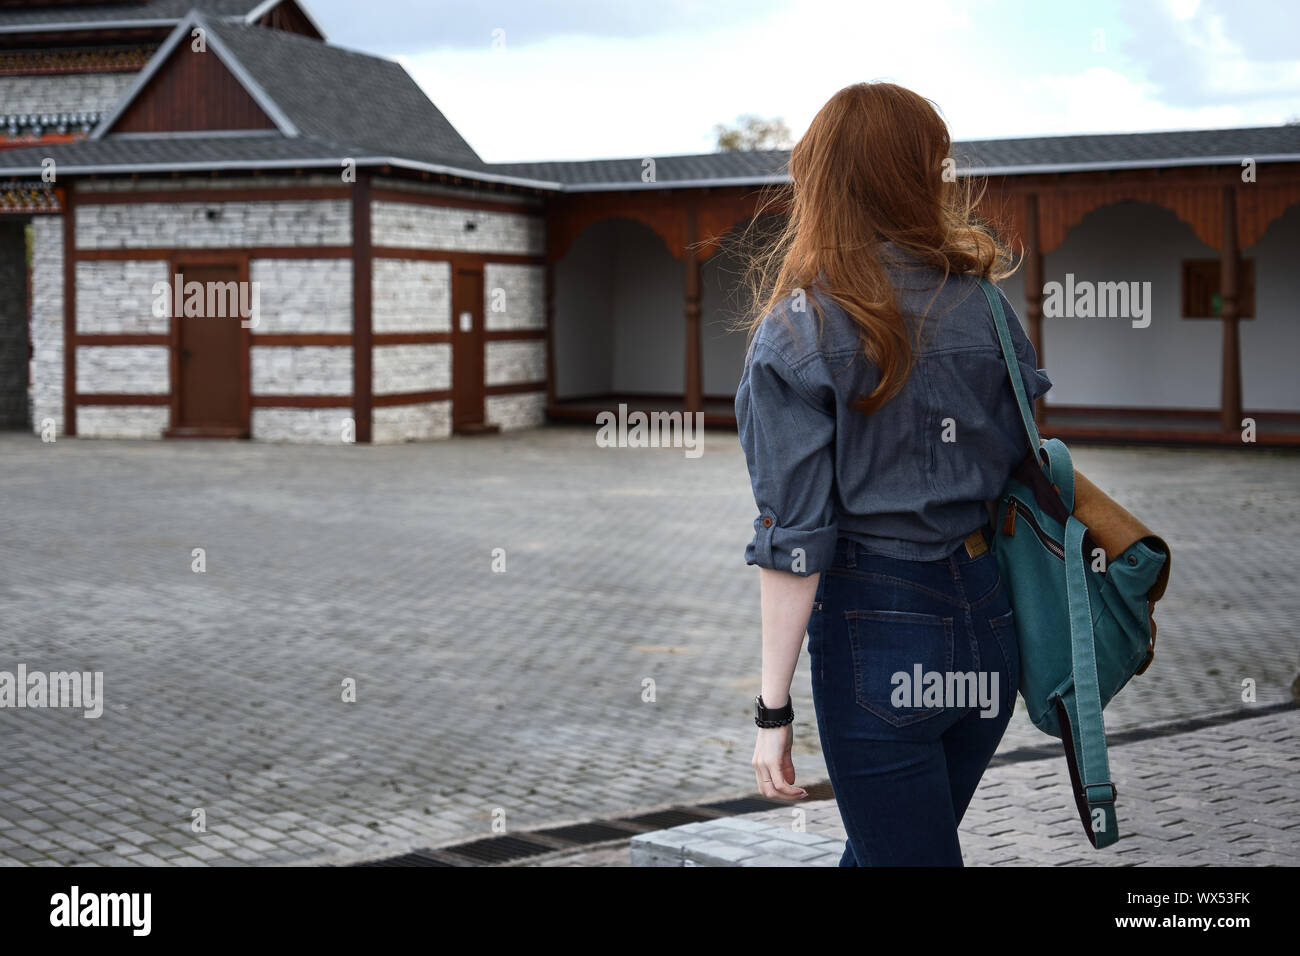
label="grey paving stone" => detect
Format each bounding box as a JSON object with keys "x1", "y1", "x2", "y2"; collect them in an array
[{"x1": 0, "y1": 431, "x2": 1295, "y2": 866}]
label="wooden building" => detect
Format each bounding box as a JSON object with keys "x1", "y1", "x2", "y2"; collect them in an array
[{"x1": 1, "y1": 0, "x2": 1297, "y2": 445}]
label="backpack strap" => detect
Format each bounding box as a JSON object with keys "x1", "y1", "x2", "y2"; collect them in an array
[
  {"x1": 979, "y1": 277, "x2": 1119, "y2": 848},
  {"x1": 978, "y1": 278, "x2": 1042, "y2": 460},
  {"x1": 1061, "y1": 515, "x2": 1119, "y2": 848}
]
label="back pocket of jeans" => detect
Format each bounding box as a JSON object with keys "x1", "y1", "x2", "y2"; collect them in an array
[{"x1": 845, "y1": 609, "x2": 955, "y2": 727}]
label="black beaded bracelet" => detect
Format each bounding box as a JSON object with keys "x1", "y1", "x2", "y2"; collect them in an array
[{"x1": 754, "y1": 694, "x2": 794, "y2": 728}]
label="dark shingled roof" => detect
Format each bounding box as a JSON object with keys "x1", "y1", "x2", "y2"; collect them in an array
[
  {"x1": 487, "y1": 125, "x2": 1300, "y2": 190},
  {"x1": 202, "y1": 19, "x2": 482, "y2": 168},
  {"x1": 0, "y1": 1, "x2": 266, "y2": 31}
]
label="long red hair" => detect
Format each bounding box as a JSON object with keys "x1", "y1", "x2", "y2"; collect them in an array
[{"x1": 741, "y1": 82, "x2": 1014, "y2": 414}]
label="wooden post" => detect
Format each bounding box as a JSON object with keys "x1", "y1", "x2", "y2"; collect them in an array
[
  {"x1": 62, "y1": 181, "x2": 76, "y2": 437},
  {"x1": 684, "y1": 204, "x2": 702, "y2": 418},
  {"x1": 1023, "y1": 191, "x2": 1044, "y2": 427},
  {"x1": 1219, "y1": 185, "x2": 1242, "y2": 436},
  {"x1": 543, "y1": 199, "x2": 557, "y2": 411},
  {"x1": 351, "y1": 171, "x2": 372, "y2": 443}
]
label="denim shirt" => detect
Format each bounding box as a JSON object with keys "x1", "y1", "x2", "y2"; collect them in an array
[{"x1": 735, "y1": 258, "x2": 1052, "y2": 574}]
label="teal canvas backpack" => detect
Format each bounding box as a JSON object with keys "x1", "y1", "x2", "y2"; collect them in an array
[{"x1": 978, "y1": 278, "x2": 1172, "y2": 849}]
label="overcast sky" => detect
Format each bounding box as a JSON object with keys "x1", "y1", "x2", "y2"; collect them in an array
[{"x1": 302, "y1": 0, "x2": 1300, "y2": 163}]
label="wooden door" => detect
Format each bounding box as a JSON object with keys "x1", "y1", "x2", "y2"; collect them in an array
[
  {"x1": 453, "y1": 267, "x2": 485, "y2": 429},
  {"x1": 172, "y1": 262, "x2": 247, "y2": 436}
]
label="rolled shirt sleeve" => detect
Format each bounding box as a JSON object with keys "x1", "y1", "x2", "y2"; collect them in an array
[{"x1": 735, "y1": 336, "x2": 839, "y2": 575}]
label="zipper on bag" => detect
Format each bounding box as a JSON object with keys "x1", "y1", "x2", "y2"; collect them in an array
[{"x1": 1003, "y1": 496, "x2": 1065, "y2": 560}]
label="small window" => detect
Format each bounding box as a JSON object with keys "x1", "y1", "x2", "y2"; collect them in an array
[{"x1": 1181, "y1": 259, "x2": 1254, "y2": 318}]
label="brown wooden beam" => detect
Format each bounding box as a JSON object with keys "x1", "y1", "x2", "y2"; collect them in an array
[
  {"x1": 1220, "y1": 185, "x2": 1243, "y2": 436},
  {"x1": 484, "y1": 380, "x2": 546, "y2": 396},
  {"x1": 372, "y1": 390, "x2": 454, "y2": 407},
  {"x1": 253, "y1": 334, "x2": 353, "y2": 347},
  {"x1": 684, "y1": 204, "x2": 702, "y2": 417},
  {"x1": 251, "y1": 395, "x2": 352, "y2": 408},
  {"x1": 1023, "y1": 191, "x2": 1044, "y2": 427},
  {"x1": 74, "y1": 334, "x2": 170, "y2": 346},
  {"x1": 63, "y1": 181, "x2": 76, "y2": 436},
  {"x1": 76, "y1": 393, "x2": 170, "y2": 405},
  {"x1": 352, "y1": 172, "x2": 373, "y2": 443},
  {"x1": 76, "y1": 186, "x2": 351, "y2": 206},
  {"x1": 372, "y1": 332, "x2": 452, "y2": 345},
  {"x1": 77, "y1": 246, "x2": 352, "y2": 261},
  {"x1": 371, "y1": 247, "x2": 544, "y2": 267},
  {"x1": 483, "y1": 328, "x2": 545, "y2": 341}
]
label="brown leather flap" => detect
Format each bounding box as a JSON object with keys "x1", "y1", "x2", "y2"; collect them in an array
[{"x1": 1073, "y1": 468, "x2": 1171, "y2": 603}]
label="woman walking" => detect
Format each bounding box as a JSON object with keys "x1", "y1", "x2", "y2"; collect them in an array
[{"x1": 737, "y1": 81, "x2": 1052, "y2": 866}]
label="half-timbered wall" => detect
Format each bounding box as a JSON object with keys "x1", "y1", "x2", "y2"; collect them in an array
[
  {"x1": 48, "y1": 175, "x2": 354, "y2": 441},
  {"x1": 369, "y1": 175, "x2": 546, "y2": 441}
]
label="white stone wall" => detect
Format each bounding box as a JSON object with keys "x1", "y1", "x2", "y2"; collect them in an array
[
  {"x1": 77, "y1": 200, "x2": 351, "y2": 249},
  {"x1": 486, "y1": 392, "x2": 546, "y2": 432},
  {"x1": 252, "y1": 407, "x2": 352, "y2": 443},
  {"x1": 373, "y1": 259, "x2": 450, "y2": 332},
  {"x1": 373, "y1": 401, "x2": 453, "y2": 443},
  {"x1": 484, "y1": 263, "x2": 544, "y2": 331},
  {"x1": 75, "y1": 260, "x2": 169, "y2": 334},
  {"x1": 30, "y1": 218, "x2": 63, "y2": 436},
  {"x1": 76, "y1": 406, "x2": 169, "y2": 440},
  {"x1": 0, "y1": 73, "x2": 134, "y2": 115},
  {"x1": 373, "y1": 344, "x2": 450, "y2": 395},
  {"x1": 251, "y1": 346, "x2": 351, "y2": 396},
  {"x1": 485, "y1": 339, "x2": 546, "y2": 387},
  {"x1": 371, "y1": 201, "x2": 543, "y2": 254},
  {"x1": 250, "y1": 259, "x2": 352, "y2": 334},
  {"x1": 76, "y1": 345, "x2": 169, "y2": 394}
]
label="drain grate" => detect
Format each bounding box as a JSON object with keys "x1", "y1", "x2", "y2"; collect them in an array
[
  {"x1": 619, "y1": 807, "x2": 716, "y2": 830},
  {"x1": 439, "y1": 834, "x2": 557, "y2": 865},
  {"x1": 352, "y1": 849, "x2": 461, "y2": 867},
  {"x1": 700, "y1": 797, "x2": 785, "y2": 815},
  {"x1": 536, "y1": 821, "x2": 641, "y2": 844}
]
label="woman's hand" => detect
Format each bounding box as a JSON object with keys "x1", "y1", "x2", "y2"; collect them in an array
[{"x1": 752, "y1": 724, "x2": 808, "y2": 800}]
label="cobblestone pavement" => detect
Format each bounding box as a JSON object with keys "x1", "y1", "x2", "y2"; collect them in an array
[
  {"x1": 630, "y1": 706, "x2": 1300, "y2": 866},
  {"x1": 0, "y1": 427, "x2": 1296, "y2": 865}
]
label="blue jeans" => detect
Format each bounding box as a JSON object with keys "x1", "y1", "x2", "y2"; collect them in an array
[{"x1": 807, "y1": 531, "x2": 1019, "y2": 866}]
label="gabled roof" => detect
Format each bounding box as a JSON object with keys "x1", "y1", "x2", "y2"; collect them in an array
[
  {"x1": 92, "y1": 12, "x2": 481, "y2": 169},
  {"x1": 0, "y1": 0, "x2": 322, "y2": 37}
]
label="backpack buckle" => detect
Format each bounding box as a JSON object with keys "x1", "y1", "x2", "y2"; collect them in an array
[{"x1": 1083, "y1": 782, "x2": 1117, "y2": 806}]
